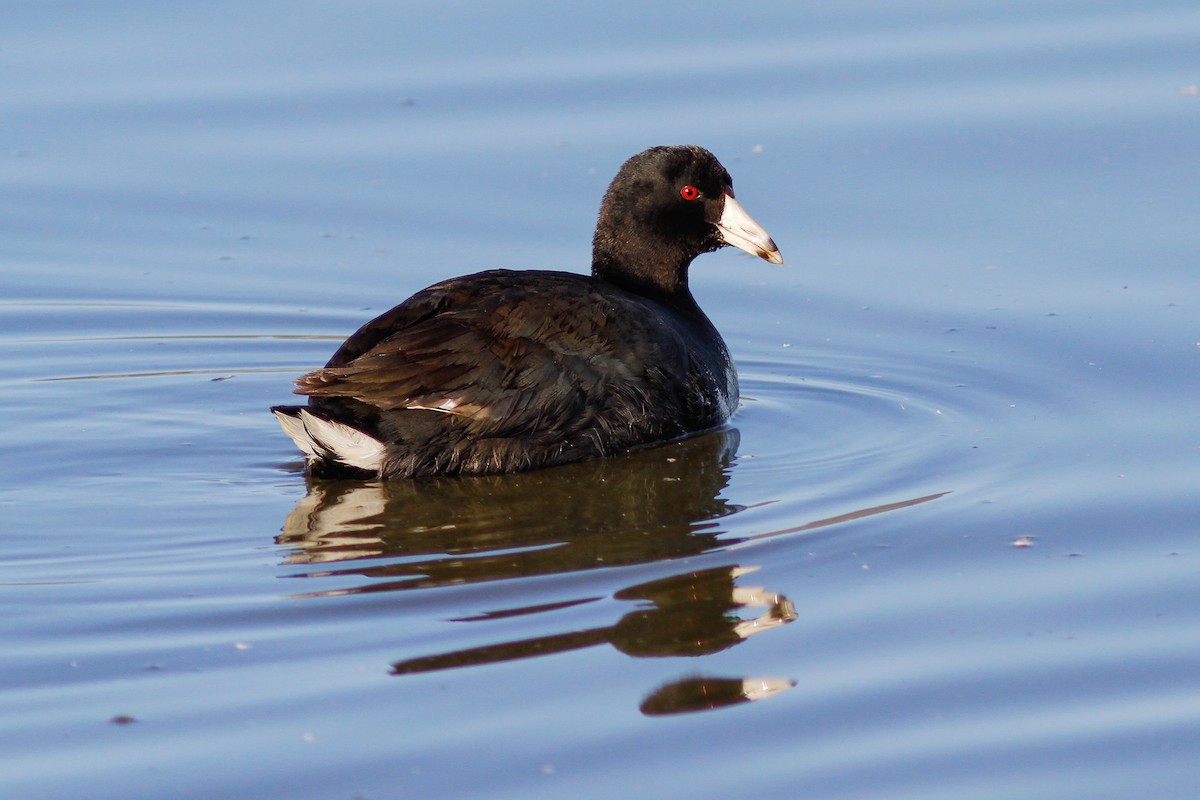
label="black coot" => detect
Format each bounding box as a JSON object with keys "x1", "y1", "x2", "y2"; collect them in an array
[{"x1": 272, "y1": 145, "x2": 782, "y2": 478}]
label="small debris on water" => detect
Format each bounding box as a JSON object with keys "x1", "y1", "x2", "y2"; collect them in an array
[{"x1": 1012, "y1": 535, "x2": 1035, "y2": 548}]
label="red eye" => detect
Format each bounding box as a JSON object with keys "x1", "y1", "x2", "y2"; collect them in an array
[{"x1": 679, "y1": 185, "x2": 700, "y2": 201}]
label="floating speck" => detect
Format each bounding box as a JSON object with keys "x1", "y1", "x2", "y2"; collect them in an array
[{"x1": 1012, "y1": 535, "x2": 1035, "y2": 548}]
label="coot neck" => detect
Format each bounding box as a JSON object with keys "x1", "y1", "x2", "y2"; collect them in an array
[{"x1": 591, "y1": 247, "x2": 702, "y2": 316}]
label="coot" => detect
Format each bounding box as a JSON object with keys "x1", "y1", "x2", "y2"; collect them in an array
[{"x1": 273, "y1": 145, "x2": 782, "y2": 478}]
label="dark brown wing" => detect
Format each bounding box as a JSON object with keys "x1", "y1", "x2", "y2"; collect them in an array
[
  {"x1": 319, "y1": 270, "x2": 528, "y2": 368},
  {"x1": 294, "y1": 271, "x2": 692, "y2": 443}
]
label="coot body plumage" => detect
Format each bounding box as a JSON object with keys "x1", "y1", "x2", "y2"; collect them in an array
[{"x1": 273, "y1": 145, "x2": 781, "y2": 478}]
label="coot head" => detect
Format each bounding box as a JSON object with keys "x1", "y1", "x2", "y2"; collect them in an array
[{"x1": 592, "y1": 145, "x2": 782, "y2": 299}]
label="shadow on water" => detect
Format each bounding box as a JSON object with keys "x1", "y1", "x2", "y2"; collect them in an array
[{"x1": 277, "y1": 428, "x2": 946, "y2": 715}]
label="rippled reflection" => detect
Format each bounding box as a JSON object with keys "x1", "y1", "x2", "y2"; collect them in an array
[
  {"x1": 278, "y1": 429, "x2": 805, "y2": 714},
  {"x1": 391, "y1": 564, "x2": 796, "y2": 666},
  {"x1": 277, "y1": 429, "x2": 947, "y2": 714},
  {"x1": 640, "y1": 675, "x2": 796, "y2": 716},
  {"x1": 390, "y1": 563, "x2": 799, "y2": 716},
  {"x1": 278, "y1": 429, "x2": 745, "y2": 594}
]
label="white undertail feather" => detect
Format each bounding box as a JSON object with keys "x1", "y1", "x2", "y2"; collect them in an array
[
  {"x1": 273, "y1": 409, "x2": 386, "y2": 473},
  {"x1": 274, "y1": 411, "x2": 321, "y2": 460}
]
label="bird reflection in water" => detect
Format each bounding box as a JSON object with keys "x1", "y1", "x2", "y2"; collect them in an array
[
  {"x1": 277, "y1": 428, "x2": 796, "y2": 714},
  {"x1": 391, "y1": 564, "x2": 798, "y2": 716},
  {"x1": 278, "y1": 429, "x2": 746, "y2": 591},
  {"x1": 277, "y1": 428, "x2": 946, "y2": 715}
]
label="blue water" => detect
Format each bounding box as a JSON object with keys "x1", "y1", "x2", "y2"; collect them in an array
[{"x1": 3, "y1": 2, "x2": 1199, "y2": 798}]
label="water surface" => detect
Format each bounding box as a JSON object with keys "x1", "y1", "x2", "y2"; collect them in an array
[{"x1": 3, "y1": 2, "x2": 1198, "y2": 798}]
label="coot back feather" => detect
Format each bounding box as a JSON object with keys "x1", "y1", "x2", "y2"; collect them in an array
[{"x1": 273, "y1": 145, "x2": 781, "y2": 478}]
